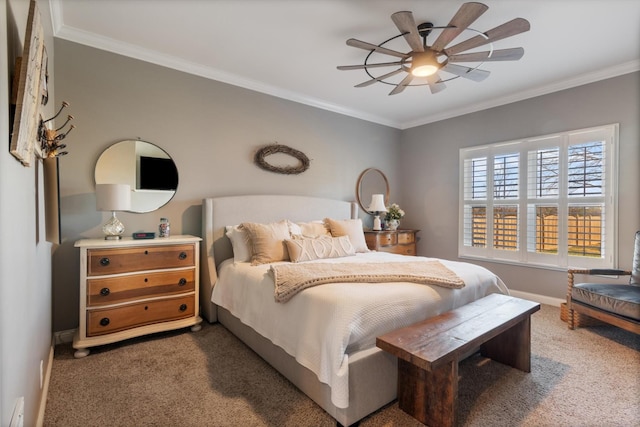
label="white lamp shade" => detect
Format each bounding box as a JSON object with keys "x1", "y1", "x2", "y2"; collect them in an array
[
  {"x1": 96, "y1": 184, "x2": 131, "y2": 211},
  {"x1": 367, "y1": 194, "x2": 387, "y2": 213}
]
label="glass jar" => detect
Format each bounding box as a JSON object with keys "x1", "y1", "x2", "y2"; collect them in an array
[{"x1": 159, "y1": 218, "x2": 170, "y2": 238}]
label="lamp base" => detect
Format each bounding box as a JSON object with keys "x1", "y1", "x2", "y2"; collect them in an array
[
  {"x1": 102, "y1": 211, "x2": 125, "y2": 240},
  {"x1": 373, "y1": 215, "x2": 382, "y2": 231}
]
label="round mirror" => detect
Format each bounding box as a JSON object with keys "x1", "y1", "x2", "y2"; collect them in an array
[
  {"x1": 356, "y1": 168, "x2": 390, "y2": 214},
  {"x1": 95, "y1": 140, "x2": 178, "y2": 213}
]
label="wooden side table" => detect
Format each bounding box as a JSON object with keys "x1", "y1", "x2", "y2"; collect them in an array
[
  {"x1": 73, "y1": 235, "x2": 202, "y2": 358},
  {"x1": 364, "y1": 229, "x2": 419, "y2": 256}
]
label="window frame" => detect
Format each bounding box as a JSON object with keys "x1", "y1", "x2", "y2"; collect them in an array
[{"x1": 458, "y1": 124, "x2": 618, "y2": 270}]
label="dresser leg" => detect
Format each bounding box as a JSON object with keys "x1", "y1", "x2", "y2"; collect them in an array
[
  {"x1": 190, "y1": 324, "x2": 202, "y2": 332},
  {"x1": 74, "y1": 348, "x2": 90, "y2": 358}
]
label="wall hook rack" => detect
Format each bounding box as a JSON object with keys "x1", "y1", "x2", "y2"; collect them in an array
[{"x1": 39, "y1": 101, "x2": 75, "y2": 157}]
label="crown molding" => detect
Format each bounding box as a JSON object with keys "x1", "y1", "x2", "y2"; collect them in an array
[
  {"x1": 50, "y1": 11, "x2": 399, "y2": 129},
  {"x1": 50, "y1": 1, "x2": 637, "y2": 131},
  {"x1": 400, "y1": 60, "x2": 640, "y2": 129}
]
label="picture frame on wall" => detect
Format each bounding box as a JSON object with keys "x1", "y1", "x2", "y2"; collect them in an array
[{"x1": 10, "y1": 0, "x2": 46, "y2": 166}]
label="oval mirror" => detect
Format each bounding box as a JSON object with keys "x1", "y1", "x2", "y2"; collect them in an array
[
  {"x1": 95, "y1": 140, "x2": 178, "y2": 213},
  {"x1": 356, "y1": 168, "x2": 390, "y2": 214}
]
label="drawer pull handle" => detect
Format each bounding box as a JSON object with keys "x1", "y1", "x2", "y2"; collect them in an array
[
  {"x1": 100, "y1": 318, "x2": 110, "y2": 327},
  {"x1": 99, "y1": 257, "x2": 110, "y2": 266},
  {"x1": 100, "y1": 288, "x2": 110, "y2": 296},
  {"x1": 179, "y1": 304, "x2": 188, "y2": 312},
  {"x1": 144, "y1": 250, "x2": 149, "y2": 255},
  {"x1": 179, "y1": 252, "x2": 187, "y2": 260},
  {"x1": 179, "y1": 278, "x2": 187, "y2": 286}
]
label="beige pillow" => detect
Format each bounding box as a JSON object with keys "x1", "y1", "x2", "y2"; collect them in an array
[
  {"x1": 241, "y1": 220, "x2": 291, "y2": 265},
  {"x1": 324, "y1": 218, "x2": 369, "y2": 253},
  {"x1": 285, "y1": 235, "x2": 355, "y2": 263},
  {"x1": 289, "y1": 220, "x2": 331, "y2": 238}
]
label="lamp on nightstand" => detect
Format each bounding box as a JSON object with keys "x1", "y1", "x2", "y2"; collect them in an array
[
  {"x1": 368, "y1": 194, "x2": 387, "y2": 231},
  {"x1": 96, "y1": 184, "x2": 131, "y2": 240}
]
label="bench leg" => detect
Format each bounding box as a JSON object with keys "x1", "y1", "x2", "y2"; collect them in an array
[
  {"x1": 397, "y1": 358, "x2": 457, "y2": 427},
  {"x1": 480, "y1": 316, "x2": 532, "y2": 372}
]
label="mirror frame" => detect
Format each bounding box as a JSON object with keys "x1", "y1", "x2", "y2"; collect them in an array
[
  {"x1": 356, "y1": 168, "x2": 390, "y2": 214},
  {"x1": 94, "y1": 140, "x2": 178, "y2": 213}
]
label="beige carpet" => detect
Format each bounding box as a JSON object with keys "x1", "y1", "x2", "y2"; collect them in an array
[{"x1": 44, "y1": 304, "x2": 639, "y2": 427}]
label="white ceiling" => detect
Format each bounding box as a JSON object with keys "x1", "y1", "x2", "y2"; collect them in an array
[{"x1": 50, "y1": 0, "x2": 640, "y2": 129}]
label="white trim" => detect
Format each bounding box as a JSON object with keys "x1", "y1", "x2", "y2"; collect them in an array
[
  {"x1": 48, "y1": 0, "x2": 640, "y2": 131},
  {"x1": 35, "y1": 342, "x2": 54, "y2": 427},
  {"x1": 401, "y1": 60, "x2": 640, "y2": 129},
  {"x1": 509, "y1": 290, "x2": 564, "y2": 307}
]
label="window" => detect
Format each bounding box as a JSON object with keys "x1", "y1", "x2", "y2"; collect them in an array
[{"x1": 459, "y1": 124, "x2": 618, "y2": 269}]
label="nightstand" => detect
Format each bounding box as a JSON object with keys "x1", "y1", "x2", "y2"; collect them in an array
[
  {"x1": 73, "y1": 235, "x2": 202, "y2": 358},
  {"x1": 364, "y1": 229, "x2": 419, "y2": 256}
]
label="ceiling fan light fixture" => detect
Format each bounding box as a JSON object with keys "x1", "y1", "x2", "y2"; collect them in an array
[{"x1": 411, "y1": 51, "x2": 440, "y2": 77}]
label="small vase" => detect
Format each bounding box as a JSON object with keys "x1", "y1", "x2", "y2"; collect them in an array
[{"x1": 386, "y1": 219, "x2": 400, "y2": 231}]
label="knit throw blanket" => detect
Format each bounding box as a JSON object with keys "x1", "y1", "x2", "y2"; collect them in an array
[{"x1": 271, "y1": 260, "x2": 465, "y2": 303}]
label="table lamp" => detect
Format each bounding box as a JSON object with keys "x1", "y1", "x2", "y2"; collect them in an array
[
  {"x1": 368, "y1": 194, "x2": 387, "y2": 231},
  {"x1": 96, "y1": 184, "x2": 131, "y2": 240}
]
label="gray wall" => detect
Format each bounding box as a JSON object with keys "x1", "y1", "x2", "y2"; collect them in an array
[
  {"x1": 1, "y1": 0, "x2": 56, "y2": 425},
  {"x1": 52, "y1": 39, "x2": 401, "y2": 331},
  {"x1": 399, "y1": 72, "x2": 640, "y2": 300}
]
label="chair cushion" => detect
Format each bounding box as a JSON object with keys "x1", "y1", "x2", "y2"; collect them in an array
[
  {"x1": 631, "y1": 231, "x2": 639, "y2": 285},
  {"x1": 572, "y1": 283, "x2": 640, "y2": 321}
]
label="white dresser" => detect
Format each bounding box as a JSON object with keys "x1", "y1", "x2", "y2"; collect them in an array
[{"x1": 73, "y1": 235, "x2": 202, "y2": 358}]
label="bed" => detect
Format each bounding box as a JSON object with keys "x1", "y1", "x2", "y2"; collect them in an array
[{"x1": 200, "y1": 195, "x2": 508, "y2": 426}]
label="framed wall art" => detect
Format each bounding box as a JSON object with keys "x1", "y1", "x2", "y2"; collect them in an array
[{"x1": 10, "y1": 0, "x2": 46, "y2": 166}]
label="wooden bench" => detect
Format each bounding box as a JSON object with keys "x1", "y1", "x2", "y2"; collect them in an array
[{"x1": 376, "y1": 293, "x2": 540, "y2": 427}]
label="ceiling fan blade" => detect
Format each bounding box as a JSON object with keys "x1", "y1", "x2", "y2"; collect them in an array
[
  {"x1": 442, "y1": 63, "x2": 490, "y2": 82},
  {"x1": 391, "y1": 11, "x2": 424, "y2": 53},
  {"x1": 337, "y1": 61, "x2": 404, "y2": 71},
  {"x1": 355, "y1": 69, "x2": 405, "y2": 87},
  {"x1": 346, "y1": 38, "x2": 410, "y2": 59},
  {"x1": 430, "y1": 2, "x2": 488, "y2": 52},
  {"x1": 389, "y1": 73, "x2": 415, "y2": 95},
  {"x1": 449, "y1": 47, "x2": 524, "y2": 63},
  {"x1": 445, "y1": 18, "x2": 530, "y2": 56},
  {"x1": 425, "y1": 73, "x2": 446, "y2": 94}
]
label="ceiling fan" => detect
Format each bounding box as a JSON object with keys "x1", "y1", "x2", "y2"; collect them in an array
[{"x1": 337, "y1": 2, "x2": 530, "y2": 95}]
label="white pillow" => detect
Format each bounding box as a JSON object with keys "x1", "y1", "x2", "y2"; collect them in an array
[
  {"x1": 285, "y1": 235, "x2": 355, "y2": 263},
  {"x1": 225, "y1": 225, "x2": 252, "y2": 263},
  {"x1": 324, "y1": 218, "x2": 370, "y2": 253}
]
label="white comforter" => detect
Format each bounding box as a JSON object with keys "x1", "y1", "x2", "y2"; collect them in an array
[{"x1": 211, "y1": 252, "x2": 508, "y2": 408}]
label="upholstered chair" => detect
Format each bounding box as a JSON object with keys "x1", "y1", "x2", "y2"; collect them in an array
[{"x1": 567, "y1": 231, "x2": 640, "y2": 334}]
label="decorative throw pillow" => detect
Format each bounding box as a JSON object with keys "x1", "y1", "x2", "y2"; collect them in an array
[
  {"x1": 241, "y1": 220, "x2": 292, "y2": 265},
  {"x1": 289, "y1": 220, "x2": 331, "y2": 238},
  {"x1": 285, "y1": 235, "x2": 355, "y2": 263},
  {"x1": 324, "y1": 218, "x2": 369, "y2": 253},
  {"x1": 225, "y1": 225, "x2": 252, "y2": 263}
]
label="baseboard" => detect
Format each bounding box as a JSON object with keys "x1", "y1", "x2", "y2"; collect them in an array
[
  {"x1": 54, "y1": 329, "x2": 76, "y2": 345},
  {"x1": 36, "y1": 340, "x2": 54, "y2": 427},
  {"x1": 509, "y1": 290, "x2": 564, "y2": 307}
]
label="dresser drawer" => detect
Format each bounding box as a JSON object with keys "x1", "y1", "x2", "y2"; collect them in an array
[
  {"x1": 88, "y1": 244, "x2": 195, "y2": 275},
  {"x1": 365, "y1": 232, "x2": 398, "y2": 248},
  {"x1": 87, "y1": 295, "x2": 195, "y2": 336},
  {"x1": 380, "y1": 245, "x2": 416, "y2": 256},
  {"x1": 87, "y1": 269, "x2": 195, "y2": 307},
  {"x1": 397, "y1": 232, "x2": 416, "y2": 245}
]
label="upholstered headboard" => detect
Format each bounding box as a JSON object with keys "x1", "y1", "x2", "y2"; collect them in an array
[{"x1": 200, "y1": 195, "x2": 358, "y2": 322}]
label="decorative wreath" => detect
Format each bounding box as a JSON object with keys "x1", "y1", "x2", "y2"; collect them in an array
[{"x1": 254, "y1": 143, "x2": 310, "y2": 175}]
